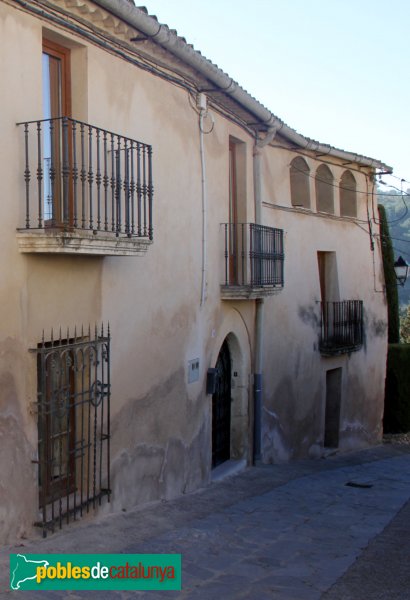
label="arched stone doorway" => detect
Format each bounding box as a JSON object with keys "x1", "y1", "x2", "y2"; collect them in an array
[{"x1": 211, "y1": 330, "x2": 250, "y2": 469}]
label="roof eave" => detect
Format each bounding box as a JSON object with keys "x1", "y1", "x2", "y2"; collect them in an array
[{"x1": 92, "y1": 0, "x2": 392, "y2": 173}]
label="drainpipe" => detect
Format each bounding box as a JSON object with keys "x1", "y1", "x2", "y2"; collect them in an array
[
  {"x1": 253, "y1": 298, "x2": 264, "y2": 461},
  {"x1": 198, "y1": 95, "x2": 208, "y2": 307},
  {"x1": 253, "y1": 128, "x2": 277, "y2": 463}
]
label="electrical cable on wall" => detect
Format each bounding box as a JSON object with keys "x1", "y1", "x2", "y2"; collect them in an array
[
  {"x1": 290, "y1": 161, "x2": 410, "y2": 199},
  {"x1": 290, "y1": 161, "x2": 410, "y2": 230},
  {"x1": 365, "y1": 174, "x2": 375, "y2": 252},
  {"x1": 374, "y1": 180, "x2": 409, "y2": 225}
]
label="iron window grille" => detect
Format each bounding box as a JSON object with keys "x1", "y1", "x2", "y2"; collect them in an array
[
  {"x1": 319, "y1": 300, "x2": 363, "y2": 355},
  {"x1": 17, "y1": 117, "x2": 153, "y2": 239},
  {"x1": 32, "y1": 324, "x2": 111, "y2": 537},
  {"x1": 222, "y1": 223, "x2": 284, "y2": 288}
]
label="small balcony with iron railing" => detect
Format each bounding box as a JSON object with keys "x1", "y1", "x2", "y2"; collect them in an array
[
  {"x1": 16, "y1": 117, "x2": 153, "y2": 255},
  {"x1": 221, "y1": 223, "x2": 284, "y2": 299},
  {"x1": 319, "y1": 300, "x2": 363, "y2": 355}
]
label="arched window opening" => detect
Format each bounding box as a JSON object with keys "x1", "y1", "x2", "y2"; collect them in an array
[
  {"x1": 340, "y1": 170, "x2": 357, "y2": 217},
  {"x1": 315, "y1": 164, "x2": 334, "y2": 214},
  {"x1": 290, "y1": 157, "x2": 310, "y2": 208}
]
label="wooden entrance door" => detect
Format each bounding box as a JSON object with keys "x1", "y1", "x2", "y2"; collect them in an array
[{"x1": 324, "y1": 368, "x2": 342, "y2": 448}]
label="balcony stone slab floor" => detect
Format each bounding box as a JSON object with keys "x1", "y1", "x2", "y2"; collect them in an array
[{"x1": 1, "y1": 443, "x2": 410, "y2": 599}]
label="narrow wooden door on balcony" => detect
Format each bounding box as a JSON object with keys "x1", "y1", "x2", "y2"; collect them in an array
[
  {"x1": 42, "y1": 39, "x2": 71, "y2": 225},
  {"x1": 228, "y1": 142, "x2": 238, "y2": 285},
  {"x1": 212, "y1": 340, "x2": 231, "y2": 468}
]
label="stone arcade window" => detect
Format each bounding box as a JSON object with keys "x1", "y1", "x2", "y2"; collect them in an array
[
  {"x1": 315, "y1": 164, "x2": 334, "y2": 214},
  {"x1": 340, "y1": 170, "x2": 357, "y2": 218},
  {"x1": 290, "y1": 156, "x2": 310, "y2": 208}
]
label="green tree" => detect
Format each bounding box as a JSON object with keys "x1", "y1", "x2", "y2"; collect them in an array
[
  {"x1": 400, "y1": 305, "x2": 410, "y2": 343},
  {"x1": 378, "y1": 187, "x2": 410, "y2": 307}
]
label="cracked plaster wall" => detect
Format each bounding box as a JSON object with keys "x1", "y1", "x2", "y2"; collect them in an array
[
  {"x1": 260, "y1": 148, "x2": 388, "y2": 462},
  {"x1": 0, "y1": 0, "x2": 388, "y2": 543},
  {"x1": 108, "y1": 369, "x2": 210, "y2": 510},
  {"x1": 0, "y1": 340, "x2": 37, "y2": 544},
  {"x1": 0, "y1": 1, "x2": 258, "y2": 543}
]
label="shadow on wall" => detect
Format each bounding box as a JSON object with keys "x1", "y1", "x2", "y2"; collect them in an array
[{"x1": 263, "y1": 374, "x2": 324, "y2": 463}]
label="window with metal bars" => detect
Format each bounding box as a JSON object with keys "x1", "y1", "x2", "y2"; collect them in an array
[
  {"x1": 221, "y1": 222, "x2": 284, "y2": 288},
  {"x1": 32, "y1": 325, "x2": 111, "y2": 537},
  {"x1": 319, "y1": 301, "x2": 363, "y2": 354}
]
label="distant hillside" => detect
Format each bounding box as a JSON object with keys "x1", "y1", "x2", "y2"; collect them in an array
[{"x1": 378, "y1": 187, "x2": 410, "y2": 307}]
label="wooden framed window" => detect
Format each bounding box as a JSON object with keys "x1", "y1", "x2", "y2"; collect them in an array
[
  {"x1": 42, "y1": 39, "x2": 71, "y2": 122},
  {"x1": 35, "y1": 326, "x2": 111, "y2": 536},
  {"x1": 42, "y1": 39, "x2": 72, "y2": 225},
  {"x1": 37, "y1": 343, "x2": 76, "y2": 506}
]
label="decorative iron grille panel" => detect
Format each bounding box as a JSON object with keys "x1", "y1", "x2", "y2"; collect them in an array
[
  {"x1": 222, "y1": 222, "x2": 284, "y2": 288},
  {"x1": 17, "y1": 117, "x2": 153, "y2": 239},
  {"x1": 212, "y1": 340, "x2": 231, "y2": 468},
  {"x1": 250, "y1": 223, "x2": 284, "y2": 286},
  {"x1": 319, "y1": 300, "x2": 363, "y2": 354},
  {"x1": 32, "y1": 325, "x2": 111, "y2": 537}
]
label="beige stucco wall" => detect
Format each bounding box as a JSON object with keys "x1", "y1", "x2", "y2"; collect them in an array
[
  {"x1": 0, "y1": 0, "x2": 387, "y2": 544},
  {"x1": 260, "y1": 146, "x2": 387, "y2": 461},
  {"x1": 0, "y1": 1, "x2": 256, "y2": 542}
]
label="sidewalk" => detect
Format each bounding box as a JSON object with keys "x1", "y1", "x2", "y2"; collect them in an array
[{"x1": 1, "y1": 443, "x2": 410, "y2": 599}]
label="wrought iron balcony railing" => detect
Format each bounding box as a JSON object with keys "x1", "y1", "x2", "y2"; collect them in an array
[
  {"x1": 17, "y1": 117, "x2": 153, "y2": 244},
  {"x1": 221, "y1": 223, "x2": 284, "y2": 298},
  {"x1": 319, "y1": 300, "x2": 363, "y2": 355}
]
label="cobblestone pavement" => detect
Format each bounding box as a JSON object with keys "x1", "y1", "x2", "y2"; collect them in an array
[{"x1": 1, "y1": 444, "x2": 410, "y2": 599}]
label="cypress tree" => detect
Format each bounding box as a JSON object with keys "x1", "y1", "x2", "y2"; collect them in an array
[{"x1": 378, "y1": 204, "x2": 400, "y2": 343}]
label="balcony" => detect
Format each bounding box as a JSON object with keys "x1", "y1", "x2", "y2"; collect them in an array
[
  {"x1": 221, "y1": 223, "x2": 284, "y2": 300},
  {"x1": 16, "y1": 117, "x2": 153, "y2": 255},
  {"x1": 319, "y1": 300, "x2": 363, "y2": 355}
]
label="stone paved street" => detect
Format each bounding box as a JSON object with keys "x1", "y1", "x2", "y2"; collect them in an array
[{"x1": 1, "y1": 444, "x2": 410, "y2": 599}]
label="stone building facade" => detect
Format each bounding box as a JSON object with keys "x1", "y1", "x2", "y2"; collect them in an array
[{"x1": 0, "y1": 0, "x2": 389, "y2": 543}]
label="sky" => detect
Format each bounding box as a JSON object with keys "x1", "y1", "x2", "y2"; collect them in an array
[{"x1": 144, "y1": 0, "x2": 410, "y2": 192}]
